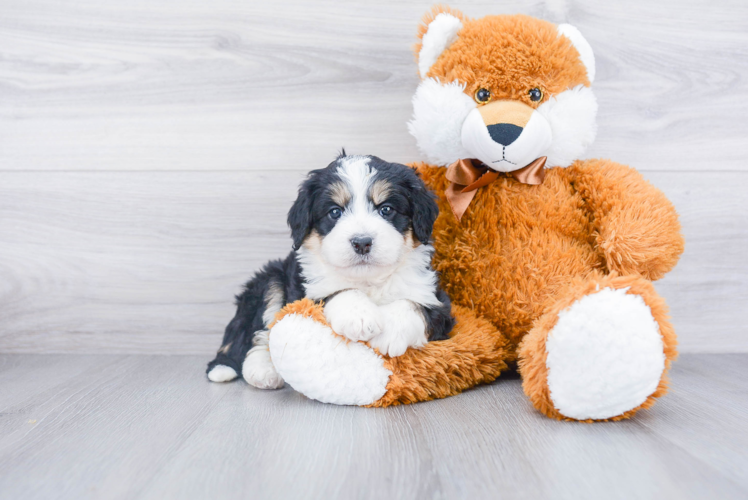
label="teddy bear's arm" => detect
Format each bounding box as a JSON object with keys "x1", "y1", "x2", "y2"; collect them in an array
[{"x1": 569, "y1": 159, "x2": 685, "y2": 280}]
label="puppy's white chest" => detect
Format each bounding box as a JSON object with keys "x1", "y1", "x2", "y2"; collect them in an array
[{"x1": 358, "y1": 278, "x2": 403, "y2": 306}]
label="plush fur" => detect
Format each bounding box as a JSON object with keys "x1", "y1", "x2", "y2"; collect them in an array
[
  {"x1": 207, "y1": 154, "x2": 454, "y2": 386},
  {"x1": 519, "y1": 273, "x2": 678, "y2": 421},
  {"x1": 269, "y1": 303, "x2": 393, "y2": 405},
  {"x1": 418, "y1": 13, "x2": 463, "y2": 78},
  {"x1": 267, "y1": 8, "x2": 684, "y2": 421},
  {"x1": 408, "y1": 78, "x2": 475, "y2": 167},
  {"x1": 272, "y1": 299, "x2": 510, "y2": 406},
  {"x1": 409, "y1": 8, "x2": 597, "y2": 170}
]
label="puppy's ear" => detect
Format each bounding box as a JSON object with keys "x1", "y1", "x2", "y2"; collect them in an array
[
  {"x1": 287, "y1": 179, "x2": 314, "y2": 251},
  {"x1": 409, "y1": 175, "x2": 439, "y2": 244}
]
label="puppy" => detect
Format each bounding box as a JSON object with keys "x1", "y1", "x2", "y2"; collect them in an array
[{"x1": 206, "y1": 153, "x2": 454, "y2": 389}]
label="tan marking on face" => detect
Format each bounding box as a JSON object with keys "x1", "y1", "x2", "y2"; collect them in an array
[
  {"x1": 302, "y1": 230, "x2": 323, "y2": 253},
  {"x1": 369, "y1": 179, "x2": 392, "y2": 206},
  {"x1": 218, "y1": 342, "x2": 232, "y2": 354},
  {"x1": 478, "y1": 100, "x2": 534, "y2": 127},
  {"x1": 329, "y1": 182, "x2": 351, "y2": 207},
  {"x1": 403, "y1": 229, "x2": 417, "y2": 248}
]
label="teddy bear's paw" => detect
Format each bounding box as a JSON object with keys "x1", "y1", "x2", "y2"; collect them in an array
[
  {"x1": 545, "y1": 287, "x2": 666, "y2": 420},
  {"x1": 242, "y1": 345, "x2": 284, "y2": 390},
  {"x1": 269, "y1": 313, "x2": 392, "y2": 405},
  {"x1": 324, "y1": 289, "x2": 382, "y2": 342},
  {"x1": 368, "y1": 300, "x2": 428, "y2": 357}
]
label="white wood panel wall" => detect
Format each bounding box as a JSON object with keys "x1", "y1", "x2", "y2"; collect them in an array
[{"x1": 1, "y1": 0, "x2": 746, "y2": 353}]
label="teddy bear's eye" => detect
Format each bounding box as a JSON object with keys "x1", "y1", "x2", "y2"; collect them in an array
[
  {"x1": 529, "y1": 88, "x2": 543, "y2": 102},
  {"x1": 474, "y1": 88, "x2": 492, "y2": 104}
]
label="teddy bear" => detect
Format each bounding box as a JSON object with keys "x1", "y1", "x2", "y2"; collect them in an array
[{"x1": 265, "y1": 6, "x2": 684, "y2": 421}]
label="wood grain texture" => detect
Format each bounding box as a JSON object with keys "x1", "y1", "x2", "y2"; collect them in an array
[
  {"x1": 0, "y1": 170, "x2": 302, "y2": 353},
  {"x1": 0, "y1": 0, "x2": 747, "y2": 353},
  {"x1": 0, "y1": 0, "x2": 746, "y2": 171},
  {"x1": 0, "y1": 353, "x2": 746, "y2": 499},
  {"x1": 1, "y1": 170, "x2": 745, "y2": 354}
]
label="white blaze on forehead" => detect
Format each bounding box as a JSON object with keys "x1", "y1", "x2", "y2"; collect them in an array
[{"x1": 336, "y1": 156, "x2": 376, "y2": 210}]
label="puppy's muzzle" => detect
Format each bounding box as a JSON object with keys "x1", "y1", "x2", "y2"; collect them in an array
[
  {"x1": 350, "y1": 236, "x2": 373, "y2": 255},
  {"x1": 461, "y1": 100, "x2": 552, "y2": 173}
]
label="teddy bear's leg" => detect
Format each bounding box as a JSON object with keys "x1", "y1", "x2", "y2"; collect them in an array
[
  {"x1": 268, "y1": 300, "x2": 511, "y2": 406},
  {"x1": 371, "y1": 304, "x2": 511, "y2": 407},
  {"x1": 268, "y1": 299, "x2": 392, "y2": 406},
  {"x1": 518, "y1": 273, "x2": 678, "y2": 421}
]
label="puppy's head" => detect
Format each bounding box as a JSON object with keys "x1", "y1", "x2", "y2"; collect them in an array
[{"x1": 288, "y1": 153, "x2": 438, "y2": 278}]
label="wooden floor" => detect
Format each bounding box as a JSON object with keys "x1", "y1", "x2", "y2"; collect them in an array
[{"x1": 0, "y1": 353, "x2": 746, "y2": 500}]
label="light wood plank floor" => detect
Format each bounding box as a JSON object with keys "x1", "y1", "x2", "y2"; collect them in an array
[{"x1": 0, "y1": 353, "x2": 745, "y2": 500}]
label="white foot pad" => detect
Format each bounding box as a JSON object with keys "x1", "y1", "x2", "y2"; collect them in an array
[
  {"x1": 545, "y1": 287, "x2": 665, "y2": 420},
  {"x1": 269, "y1": 313, "x2": 392, "y2": 405},
  {"x1": 207, "y1": 365, "x2": 238, "y2": 383}
]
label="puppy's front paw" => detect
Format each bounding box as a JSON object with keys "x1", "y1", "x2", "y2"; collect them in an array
[
  {"x1": 368, "y1": 328, "x2": 411, "y2": 357},
  {"x1": 324, "y1": 290, "x2": 382, "y2": 342},
  {"x1": 368, "y1": 300, "x2": 427, "y2": 357},
  {"x1": 331, "y1": 312, "x2": 382, "y2": 342}
]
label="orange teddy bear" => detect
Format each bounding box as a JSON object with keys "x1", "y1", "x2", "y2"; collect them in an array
[{"x1": 267, "y1": 7, "x2": 684, "y2": 421}]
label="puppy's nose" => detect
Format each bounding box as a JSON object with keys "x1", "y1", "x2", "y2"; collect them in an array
[
  {"x1": 350, "y1": 236, "x2": 373, "y2": 255},
  {"x1": 487, "y1": 123, "x2": 523, "y2": 146}
]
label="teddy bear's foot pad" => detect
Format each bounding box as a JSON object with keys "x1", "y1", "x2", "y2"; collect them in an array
[
  {"x1": 269, "y1": 313, "x2": 392, "y2": 405},
  {"x1": 545, "y1": 287, "x2": 665, "y2": 420}
]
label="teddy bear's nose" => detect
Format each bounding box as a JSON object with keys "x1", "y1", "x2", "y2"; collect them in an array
[{"x1": 487, "y1": 123, "x2": 523, "y2": 146}]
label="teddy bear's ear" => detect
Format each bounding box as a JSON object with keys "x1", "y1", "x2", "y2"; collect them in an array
[
  {"x1": 557, "y1": 24, "x2": 596, "y2": 84},
  {"x1": 415, "y1": 6, "x2": 465, "y2": 79}
]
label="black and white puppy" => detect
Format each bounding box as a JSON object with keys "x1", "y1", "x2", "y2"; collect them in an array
[{"x1": 206, "y1": 153, "x2": 454, "y2": 389}]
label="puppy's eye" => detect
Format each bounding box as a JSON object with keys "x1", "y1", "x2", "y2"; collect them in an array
[
  {"x1": 378, "y1": 205, "x2": 394, "y2": 218},
  {"x1": 474, "y1": 88, "x2": 491, "y2": 104},
  {"x1": 328, "y1": 207, "x2": 342, "y2": 220},
  {"x1": 529, "y1": 88, "x2": 543, "y2": 102}
]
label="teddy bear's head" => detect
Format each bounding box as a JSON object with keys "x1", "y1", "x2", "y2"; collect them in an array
[{"x1": 408, "y1": 7, "x2": 597, "y2": 171}]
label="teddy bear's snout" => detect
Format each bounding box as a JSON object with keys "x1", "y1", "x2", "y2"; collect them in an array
[{"x1": 461, "y1": 99, "x2": 553, "y2": 173}]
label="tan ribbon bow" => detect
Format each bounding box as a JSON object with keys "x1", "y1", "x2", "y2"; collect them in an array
[{"x1": 445, "y1": 156, "x2": 547, "y2": 221}]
